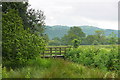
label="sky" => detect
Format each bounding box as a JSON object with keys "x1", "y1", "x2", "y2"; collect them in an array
[{"x1": 29, "y1": 0, "x2": 119, "y2": 30}]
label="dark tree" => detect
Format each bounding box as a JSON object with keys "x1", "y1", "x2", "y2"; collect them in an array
[
  {"x1": 2, "y1": 2, "x2": 29, "y2": 29},
  {"x1": 61, "y1": 26, "x2": 85, "y2": 45},
  {"x1": 27, "y1": 8, "x2": 45, "y2": 34},
  {"x1": 2, "y1": 2, "x2": 45, "y2": 35}
]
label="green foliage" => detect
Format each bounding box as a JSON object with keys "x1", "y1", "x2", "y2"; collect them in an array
[
  {"x1": 92, "y1": 40, "x2": 100, "y2": 45},
  {"x1": 94, "y1": 30, "x2": 106, "y2": 44},
  {"x1": 44, "y1": 25, "x2": 119, "y2": 40},
  {"x1": 45, "y1": 26, "x2": 119, "y2": 45},
  {"x1": 108, "y1": 32, "x2": 117, "y2": 44},
  {"x1": 2, "y1": 9, "x2": 45, "y2": 65},
  {"x1": 68, "y1": 27, "x2": 85, "y2": 38},
  {"x1": 85, "y1": 30, "x2": 117, "y2": 45},
  {"x1": 2, "y1": 58, "x2": 118, "y2": 78},
  {"x1": 85, "y1": 35, "x2": 95, "y2": 44},
  {"x1": 65, "y1": 45, "x2": 120, "y2": 71},
  {"x1": 27, "y1": 58, "x2": 52, "y2": 68},
  {"x1": 61, "y1": 26, "x2": 85, "y2": 45},
  {"x1": 72, "y1": 39, "x2": 81, "y2": 48},
  {"x1": 42, "y1": 34, "x2": 49, "y2": 43},
  {"x1": 2, "y1": 2, "x2": 46, "y2": 35},
  {"x1": 27, "y1": 8, "x2": 45, "y2": 34},
  {"x1": 48, "y1": 37, "x2": 61, "y2": 46},
  {"x1": 0, "y1": 64, "x2": 1, "y2": 79},
  {"x1": 2, "y1": 2, "x2": 29, "y2": 29},
  {"x1": 118, "y1": 38, "x2": 120, "y2": 44},
  {"x1": 48, "y1": 40, "x2": 61, "y2": 46}
]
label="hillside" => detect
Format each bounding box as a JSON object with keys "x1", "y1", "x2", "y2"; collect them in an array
[{"x1": 44, "y1": 25, "x2": 119, "y2": 39}]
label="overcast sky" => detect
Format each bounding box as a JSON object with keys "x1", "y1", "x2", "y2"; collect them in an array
[{"x1": 29, "y1": 0, "x2": 119, "y2": 30}]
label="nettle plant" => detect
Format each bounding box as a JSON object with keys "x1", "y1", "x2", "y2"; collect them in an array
[{"x1": 2, "y1": 9, "x2": 46, "y2": 65}]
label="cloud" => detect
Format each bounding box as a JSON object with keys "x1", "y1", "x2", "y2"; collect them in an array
[{"x1": 29, "y1": 0, "x2": 119, "y2": 30}]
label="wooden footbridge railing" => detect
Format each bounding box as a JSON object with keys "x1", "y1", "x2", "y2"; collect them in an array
[{"x1": 41, "y1": 46, "x2": 71, "y2": 58}]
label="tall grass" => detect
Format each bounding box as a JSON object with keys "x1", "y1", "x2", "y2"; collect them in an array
[
  {"x1": 2, "y1": 58, "x2": 119, "y2": 78},
  {"x1": 0, "y1": 64, "x2": 2, "y2": 79}
]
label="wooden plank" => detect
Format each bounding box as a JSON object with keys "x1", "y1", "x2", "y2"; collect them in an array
[
  {"x1": 53, "y1": 55, "x2": 64, "y2": 58},
  {"x1": 41, "y1": 55, "x2": 53, "y2": 58},
  {"x1": 41, "y1": 55, "x2": 64, "y2": 58},
  {"x1": 41, "y1": 52, "x2": 64, "y2": 54},
  {"x1": 45, "y1": 47, "x2": 70, "y2": 51},
  {"x1": 46, "y1": 46, "x2": 71, "y2": 48},
  {"x1": 45, "y1": 50, "x2": 65, "y2": 51},
  {"x1": 54, "y1": 52, "x2": 64, "y2": 54}
]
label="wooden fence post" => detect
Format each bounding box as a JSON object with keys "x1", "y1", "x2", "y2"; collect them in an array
[
  {"x1": 64, "y1": 48, "x2": 66, "y2": 54},
  {"x1": 55, "y1": 48, "x2": 57, "y2": 58},
  {"x1": 43, "y1": 50, "x2": 45, "y2": 58},
  {"x1": 50, "y1": 48, "x2": 52, "y2": 57},
  {"x1": 60, "y1": 47, "x2": 61, "y2": 55}
]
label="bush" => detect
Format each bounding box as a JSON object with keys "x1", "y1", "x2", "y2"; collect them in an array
[
  {"x1": 65, "y1": 45, "x2": 119, "y2": 71},
  {"x1": 2, "y1": 9, "x2": 46, "y2": 65},
  {"x1": 72, "y1": 39, "x2": 81, "y2": 48},
  {"x1": 27, "y1": 57, "x2": 52, "y2": 68}
]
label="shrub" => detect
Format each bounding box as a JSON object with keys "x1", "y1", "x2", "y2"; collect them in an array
[
  {"x1": 72, "y1": 39, "x2": 81, "y2": 48},
  {"x1": 2, "y1": 9, "x2": 46, "y2": 65},
  {"x1": 65, "y1": 45, "x2": 119, "y2": 71}
]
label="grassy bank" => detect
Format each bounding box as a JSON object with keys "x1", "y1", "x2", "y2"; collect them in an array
[{"x1": 2, "y1": 58, "x2": 119, "y2": 78}]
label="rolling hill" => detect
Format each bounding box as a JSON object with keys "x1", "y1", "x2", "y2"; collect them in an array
[{"x1": 44, "y1": 25, "x2": 119, "y2": 40}]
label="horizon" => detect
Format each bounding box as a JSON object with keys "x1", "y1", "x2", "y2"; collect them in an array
[
  {"x1": 29, "y1": 0, "x2": 119, "y2": 30},
  {"x1": 46, "y1": 25, "x2": 119, "y2": 30}
]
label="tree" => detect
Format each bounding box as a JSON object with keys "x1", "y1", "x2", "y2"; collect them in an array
[
  {"x1": 48, "y1": 37, "x2": 61, "y2": 46},
  {"x1": 92, "y1": 40, "x2": 100, "y2": 45},
  {"x1": 118, "y1": 38, "x2": 120, "y2": 44},
  {"x1": 85, "y1": 35, "x2": 96, "y2": 45},
  {"x1": 68, "y1": 27, "x2": 85, "y2": 38},
  {"x1": 2, "y1": 2, "x2": 46, "y2": 35},
  {"x1": 2, "y1": 2, "x2": 29, "y2": 29},
  {"x1": 52, "y1": 37, "x2": 61, "y2": 41},
  {"x1": 72, "y1": 39, "x2": 81, "y2": 48},
  {"x1": 61, "y1": 34, "x2": 69, "y2": 45},
  {"x1": 42, "y1": 34, "x2": 49, "y2": 43},
  {"x1": 94, "y1": 30, "x2": 106, "y2": 44},
  {"x1": 27, "y1": 8, "x2": 45, "y2": 34},
  {"x1": 108, "y1": 32, "x2": 117, "y2": 44},
  {"x1": 2, "y1": 9, "x2": 45, "y2": 64},
  {"x1": 61, "y1": 26, "x2": 85, "y2": 45}
]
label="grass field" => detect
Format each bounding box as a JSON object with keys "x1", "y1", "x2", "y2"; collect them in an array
[
  {"x1": 0, "y1": 64, "x2": 2, "y2": 79},
  {"x1": 2, "y1": 58, "x2": 118, "y2": 78},
  {"x1": 2, "y1": 45, "x2": 120, "y2": 78}
]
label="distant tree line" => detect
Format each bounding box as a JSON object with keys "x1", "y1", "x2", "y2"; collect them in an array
[{"x1": 48, "y1": 27, "x2": 119, "y2": 46}]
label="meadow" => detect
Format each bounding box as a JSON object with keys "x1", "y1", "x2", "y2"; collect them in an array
[
  {"x1": 2, "y1": 58, "x2": 118, "y2": 78},
  {"x1": 2, "y1": 2, "x2": 120, "y2": 79},
  {"x1": 2, "y1": 45, "x2": 120, "y2": 78}
]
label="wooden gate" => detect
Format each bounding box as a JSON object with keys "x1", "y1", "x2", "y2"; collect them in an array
[{"x1": 41, "y1": 46, "x2": 71, "y2": 58}]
